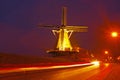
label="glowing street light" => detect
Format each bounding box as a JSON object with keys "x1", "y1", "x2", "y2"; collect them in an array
[
  {"x1": 111, "y1": 31, "x2": 118, "y2": 38},
  {"x1": 104, "y1": 50, "x2": 109, "y2": 54},
  {"x1": 111, "y1": 31, "x2": 119, "y2": 58}
]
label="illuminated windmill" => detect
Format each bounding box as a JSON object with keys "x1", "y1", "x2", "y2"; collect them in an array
[{"x1": 39, "y1": 7, "x2": 88, "y2": 55}]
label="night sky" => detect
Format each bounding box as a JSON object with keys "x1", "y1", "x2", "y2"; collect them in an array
[{"x1": 0, "y1": 0, "x2": 120, "y2": 56}]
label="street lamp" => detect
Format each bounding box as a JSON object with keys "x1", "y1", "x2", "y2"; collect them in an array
[
  {"x1": 111, "y1": 31, "x2": 118, "y2": 38},
  {"x1": 111, "y1": 31, "x2": 119, "y2": 61},
  {"x1": 104, "y1": 50, "x2": 113, "y2": 62},
  {"x1": 104, "y1": 50, "x2": 109, "y2": 62},
  {"x1": 104, "y1": 50, "x2": 109, "y2": 55}
]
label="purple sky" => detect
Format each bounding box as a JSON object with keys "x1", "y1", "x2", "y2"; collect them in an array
[{"x1": 0, "y1": 0, "x2": 120, "y2": 56}]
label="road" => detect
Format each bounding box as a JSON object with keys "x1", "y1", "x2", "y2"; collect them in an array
[{"x1": 0, "y1": 63, "x2": 120, "y2": 80}]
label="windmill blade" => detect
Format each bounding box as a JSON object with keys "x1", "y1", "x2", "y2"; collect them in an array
[
  {"x1": 38, "y1": 24, "x2": 60, "y2": 29},
  {"x1": 64, "y1": 26, "x2": 88, "y2": 32}
]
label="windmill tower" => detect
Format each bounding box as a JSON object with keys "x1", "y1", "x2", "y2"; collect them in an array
[{"x1": 39, "y1": 7, "x2": 88, "y2": 56}]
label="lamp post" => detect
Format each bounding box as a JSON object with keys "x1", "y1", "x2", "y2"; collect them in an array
[
  {"x1": 111, "y1": 31, "x2": 119, "y2": 61},
  {"x1": 104, "y1": 50, "x2": 109, "y2": 62}
]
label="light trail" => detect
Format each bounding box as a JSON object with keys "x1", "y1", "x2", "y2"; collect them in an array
[
  {"x1": 50, "y1": 62, "x2": 101, "y2": 80},
  {"x1": 19, "y1": 62, "x2": 93, "y2": 71},
  {"x1": 0, "y1": 62, "x2": 94, "y2": 74},
  {"x1": 91, "y1": 61, "x2": 100, "y2": 66}
]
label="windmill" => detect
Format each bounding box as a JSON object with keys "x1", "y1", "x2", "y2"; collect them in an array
[{"x1": 39, "y1": 7, "x2": 88, "y2": 56}]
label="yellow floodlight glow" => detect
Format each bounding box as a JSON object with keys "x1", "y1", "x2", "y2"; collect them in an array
[{"x1": 57, "y1": 29, "x2": 72, "y2": 51}]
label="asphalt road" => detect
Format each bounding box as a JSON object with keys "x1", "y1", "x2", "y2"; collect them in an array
[{"x1": 0, "y1": 63, "x2": 120, "y2": 80}]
